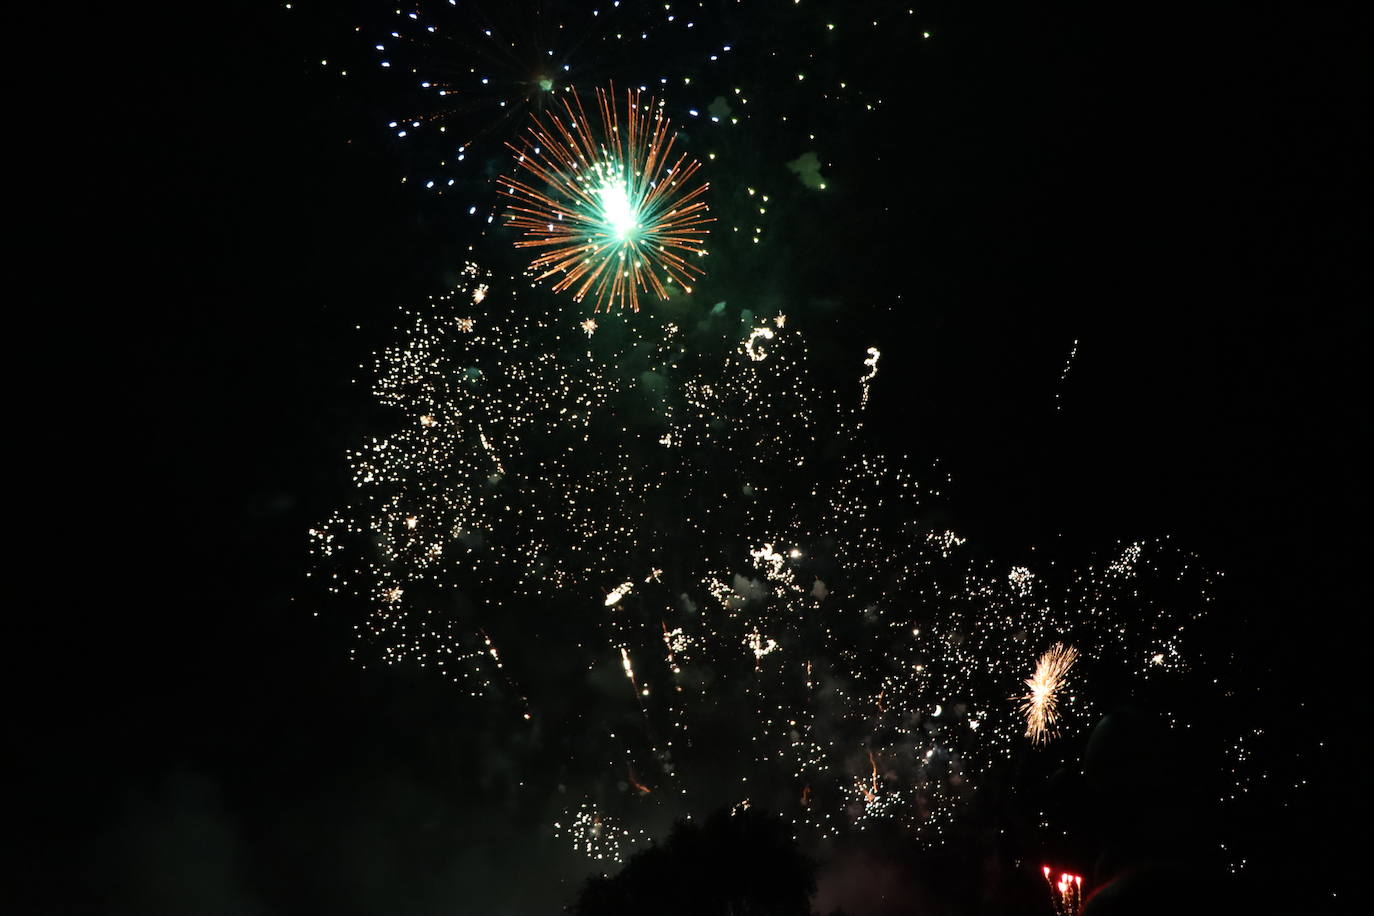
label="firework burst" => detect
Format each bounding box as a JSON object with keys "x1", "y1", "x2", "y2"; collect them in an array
[
  {"x1": 499, "y1": 85, "x2": 712, "y2": 311},
  {"x1": 312, "y1": 266, "x2": 1246, "y2": 859},
  {"x1": 1019, "y1": 643, "x2": 1079, "y2": 745},
  {"x1": 1042, "y1": 867, "x2": 1085, "y2": 916}
]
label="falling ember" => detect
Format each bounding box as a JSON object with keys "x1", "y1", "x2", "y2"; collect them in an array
[
  {"x1": 480, "y1": 629, "x2": 503, "y2": 668},
  {"x1": 1042, "y1": 866, "x2": 1084, "y2": 916},
  {"x1": 859, "y1": 347, "x2": 881, "y2": 408},
  {"x1": 1018, "y1": 643, "x2": 1078, "y2": 745},
  {"x1": 864, "y1": 749, "x2": 881, "y2": 802},
  {"x1": 626, "y1": 764, "x2": 652, "y2": 796},
  {"x1": 500, "y1": 84, "x2": 712, "y2": 312}
]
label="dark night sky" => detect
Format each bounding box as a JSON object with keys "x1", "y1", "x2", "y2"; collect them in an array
[{"x1": 27, "y1": 1, "x2": 1367, "y2": 913}]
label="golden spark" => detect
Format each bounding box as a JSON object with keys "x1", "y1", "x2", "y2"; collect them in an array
[{"x1": 1018, "y1": 643, "x2": 1078, "y2": 745}]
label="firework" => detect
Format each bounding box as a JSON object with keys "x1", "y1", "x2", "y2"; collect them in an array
[
  {"x1": 312, "y1": 265, "x2": 1235, "y2": 859},
  {"x1": 1038, "y1": 867, "x2": 1082, "y2": 916},
  {"x1": 1008, "y1": 565, "x2": 1036, "y2": 597},
  {"x1": 742, "y1": 326, "x2": 775, "y2": 361},
  {"x1": 1042, "y1": 867, "x2": 1084, "y2": 916},
  {"x1": 499, "y1": 85, "x2": 712, "y2": 311},
  {"x1": 299, "y1": 0, "x2": 1281, "y2": 877},
  {"x1": 554, "y1": 802, "x2": 646, "y2": 863},
  {"x1": 1019, "y1": 643, "x2": 1079, "y2": 745}
]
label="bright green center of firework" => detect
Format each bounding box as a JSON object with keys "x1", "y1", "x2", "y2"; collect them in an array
[
  {"x1": 597, "y1": 181, "x2": 639, "y2": 242},
  {"x1": 538, "y1": 77, "x2": 554, "y2": 91}
]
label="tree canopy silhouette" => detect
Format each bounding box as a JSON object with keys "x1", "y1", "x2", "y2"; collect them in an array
[{"x1": 570, "y1": 807, "x2": 818, "y2": 916}]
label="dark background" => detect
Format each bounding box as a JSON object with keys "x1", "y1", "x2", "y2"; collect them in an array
[{"x1": 28, "y1": 1, "x2": 1365, "y2": 912}]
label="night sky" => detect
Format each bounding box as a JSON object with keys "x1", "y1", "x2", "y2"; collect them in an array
[{"x1": 32, "y1": 2, "x2": 1366, "y2": 913}]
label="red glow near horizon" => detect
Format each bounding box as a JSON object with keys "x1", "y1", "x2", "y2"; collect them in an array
[{"x1": 1042, "y1": 865, "x2": 1085, "y2": 916}]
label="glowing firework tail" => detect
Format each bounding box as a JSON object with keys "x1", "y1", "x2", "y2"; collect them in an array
[
  {"x1": 1042, "y1": 866, "x2": 1084, "y2": 916},
  {"x1": 1019, "y1": 643, "x2": 1078, "y2": 745},
  {"x1": 500, "y1": 85, "x2": 712, "y2": 312}
]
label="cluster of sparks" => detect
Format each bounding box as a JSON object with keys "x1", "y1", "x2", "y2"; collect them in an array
[
  {"x1": 311, "y1": 265, "x2": 1233, "y2": 860},
  {"x1": 553, "y1": 802, "x2": 647, "y2": 863},
  {"x1": 500, "y1": 85, "x2": 712, "y2": 311},
  {"x1": 1018, "y1": 643, "x2": 1078, "y2": 745}
]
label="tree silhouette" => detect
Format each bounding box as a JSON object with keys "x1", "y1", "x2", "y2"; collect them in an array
[{"x1": 570, "y1": 807, "x2": 817, "y2": 916}]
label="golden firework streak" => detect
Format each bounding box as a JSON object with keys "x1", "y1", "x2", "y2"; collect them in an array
[{"x1": 1018, "y1": 643, "x2": 1078, "y2": 744}]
